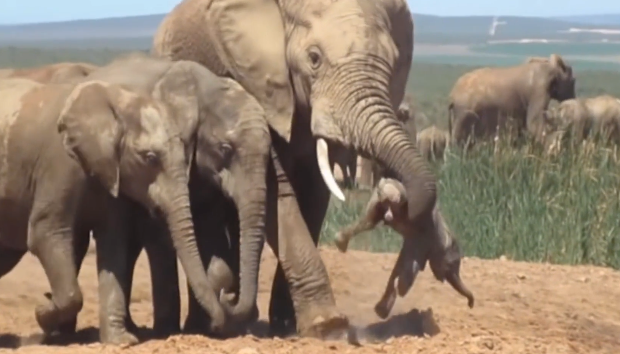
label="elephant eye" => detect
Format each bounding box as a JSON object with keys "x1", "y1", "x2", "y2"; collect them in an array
[
  {"x1": 219, "y1": 143, "x2": 234, "y2": 163},
  {"x1": 142, "y1": 151, "x2": 161, "y2": 166},
  {"x1": 308, "y1": 47, "x2": 322, "y2": 69}
]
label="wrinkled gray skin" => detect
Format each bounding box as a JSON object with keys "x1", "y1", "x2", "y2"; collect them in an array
[
  {"x1": 52, "y1": 53, "x2": 271, "y2": 344},
  {"x1": 152, "y1": 0, "x2": 437, "y2": 338},
  {"x1": 449, "y1": 54, "x2": 576, "y2": 149},
  {"x1": 0, "y1": 62, "x2": 98, "y2": 84},
  {"x1": 544, "y1": 95, "x2": 620, "y2": 152},
  {"x1": 360, "y1": 102, "x2": 418, "y2": 188},
  {"x1": 329, "y1": 145, "x2": 358, "y2": 188},
  {"x1": 335, "y1": 178, "x2": 474, "y2": 319},
  {"x1": 0, "y1": 73, "x2": 237, "y2": 345}
]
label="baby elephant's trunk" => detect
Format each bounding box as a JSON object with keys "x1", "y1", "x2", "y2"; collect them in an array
[{"x1": 445, "y1": 267, "x2": 475, "y2": 308}]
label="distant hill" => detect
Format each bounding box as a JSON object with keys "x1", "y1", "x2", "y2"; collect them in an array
[
  {"x1": 2, "y1": 13, "x2": 620, "y2": 49},
  {"x1": 553, "y1": 14, "x2": 620, "y2": 26}
]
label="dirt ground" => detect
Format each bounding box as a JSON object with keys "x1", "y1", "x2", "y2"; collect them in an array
[{"x1": 1, "y1": 244, "x2": 620, "y2": 354}]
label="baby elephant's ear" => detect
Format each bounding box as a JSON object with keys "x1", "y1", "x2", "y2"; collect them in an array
[{"x1": 57, "y1": 80, "x2": 130, "y2": 197}]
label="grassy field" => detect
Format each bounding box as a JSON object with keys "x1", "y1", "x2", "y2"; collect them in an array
[{"x1": 2, "y1": 46, "x2": 620, "y2": 270}]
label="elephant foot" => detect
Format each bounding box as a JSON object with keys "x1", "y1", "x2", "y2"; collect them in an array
[
  {"x1": 35, "y1": 294, "x2": 82, "y2": 335},
  {"x1": 298, "y1": 310, "x2": 349, "y2": 340},
  {"x1": 101, "y1": 331, "x2": 139, "y2": 347},
  {"x1": 334, "y1": 232, "x2": 350, "y2": 253}
]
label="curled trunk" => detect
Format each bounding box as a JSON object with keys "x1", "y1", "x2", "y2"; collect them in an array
[
  {"x1": 445, "y1": 266, "x2": 475, "y2": 308},
  {"x1": 165, "y1": 185, "x2": 225, "y2": 331},
  {"x1": 330, "y1": 58, "x2": 438, "y2": 222},
  {"x1": 222, "y1": 117, "x2": 270, "y2": 326}
]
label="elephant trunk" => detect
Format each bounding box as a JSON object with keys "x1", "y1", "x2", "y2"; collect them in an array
[
  {"x1": 445, "y1": 264, "x2": 475, "y2": 308},
  {"x1": 224, "y1": 117, "x2": 271, "y2": 326},
  {"x1": 163, "y1": 180, "x2": 225, "y2": 331},
  {"x1": 312, "y1": 58, "x2": 437, "y2": 219}
]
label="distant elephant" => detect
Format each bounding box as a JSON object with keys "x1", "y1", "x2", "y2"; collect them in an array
[
  {"x1": 334, "y1": 178, "x2": 474, "y2": 319},
  {"x1": 0, "y1": 62, "x2": 98, "y2": 84},
  {"x1": 56, "y1": 53, "x2": 272, "y2": 343},
  {"x1": 360, "y1": 101, "x2": 418, "y2": 188},
  {"x1": 152, "y1": 0, "x2": 437, "y2": 337},
  {"x1": 546, "y1": 94, "x2": 620, "y2": 148},
  {"x1": 329, "y1": 145, "x2": 358, "y2": 188},
  {"x1": 416, "y1": 125, "x2": 450, "y2": 161},
  {"x1": 0, "y1": 71, "x2": 248, "y2": 344},
  {"x1": 448, "y1": 54, "x2": 576, "y2": 149}
]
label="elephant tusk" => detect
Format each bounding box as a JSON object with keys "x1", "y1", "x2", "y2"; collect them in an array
[{"x1": 316, "y1": 138, "x2": 346, "y2": 202}]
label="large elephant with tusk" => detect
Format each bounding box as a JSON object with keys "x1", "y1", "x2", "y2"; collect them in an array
[{"x1": 152, "y1": 0, "x2": 437, "y2": 338}]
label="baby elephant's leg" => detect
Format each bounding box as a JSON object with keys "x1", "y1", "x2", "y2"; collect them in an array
[{"x1": 335, "y1": 188, "x2": 386, "y2": 253}]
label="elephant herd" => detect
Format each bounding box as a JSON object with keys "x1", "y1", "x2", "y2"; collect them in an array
[
  {"x1": 0, "y1": 0, "x2": 456, "y2": 346},
  {"x1": 4, "y1": 0, "x2": 616, "y2": 348}
]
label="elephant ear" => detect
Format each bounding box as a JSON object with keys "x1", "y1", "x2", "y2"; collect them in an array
[
  {"x1": 207, "y1": 0, "x2": 295, "y2": 141},
  {"x1": 57, "y1": 80, "x2": 128, "y2": 197},
  {"x1": 549, "y1": 54, "x2": 569, "y2": 72}
]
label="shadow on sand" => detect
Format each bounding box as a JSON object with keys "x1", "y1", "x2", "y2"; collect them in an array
[
  {"x1": 0, "y1": 320, "x2": 274, "y2": 349},
  {"x1": 0, "y1": 309, "x2": 437, "y2": 349},
  {"x1": 351, "y1": 308, "x2": 441, "y2": 344}
]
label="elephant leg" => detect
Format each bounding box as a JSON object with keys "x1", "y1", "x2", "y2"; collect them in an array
[
  {"x1": 139, "y1": 217, "x2": 181, "y2": 337},
  {"x1": 56, "y1": 227, "x2": 92, "y2": 335},
  {"x1": 28, "y1": 212, "x2": 83, "y2": 335},
  {"x1": 267, "y1": 139, "x2": 346, "y2": 338},
  {"x1": 94, "y1": 198, "x2": 139, "y2": 345},
  {"x1": 358, "y1": 157, "x2": 374, "y2": 189},
  {"x1": 121, "y1": 226, "x2": 144, "y2": 334},
  {"x1": 0, "y1": 246, "x2": 25, "y2": 278}
]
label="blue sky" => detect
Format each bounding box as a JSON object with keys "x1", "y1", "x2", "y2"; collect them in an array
[{"x1": 0, "y1": 0, "x2": 619, "y2": 24}]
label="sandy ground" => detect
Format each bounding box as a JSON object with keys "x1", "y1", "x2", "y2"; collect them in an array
[{"x1": 1, "y1": 244, "x2": 620, "y2": 354}]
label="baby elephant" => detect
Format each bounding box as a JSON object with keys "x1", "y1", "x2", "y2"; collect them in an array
[
  {"x1": 416, "y1": 125, "x2": 450, "y2": 161},
  {"x1": 335, "y1": 178, "x2": 474, "y2": 319}
]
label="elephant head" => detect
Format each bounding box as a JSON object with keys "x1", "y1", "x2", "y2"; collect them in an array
[
  {"x1": 530, "y1": 54, "x2": 575, "y2": 103},
  {"x1": 424, "y1": 207, "x2": 474, "y2": 308},
  {"x1": 279, "y1": 0, "x2": 436, "y2": 217}
]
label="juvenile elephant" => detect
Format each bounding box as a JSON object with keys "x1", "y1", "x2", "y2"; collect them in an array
[
  {"x1": 58, "y1": 53, "x2": 272, "y2": 342},
  {"x1": 360, "y1": 102, "x2": 418, "y2": 188},
  {"x1": 334, "y1": 178, "x2": 474, "y2": 319},
  {"x1": 0, "y1": 73, "x2": 239, "y2": 344},
  {"x1": 416, "y1": 125, "x2": 450, "y2": 161},
  {"x1": 545, "y1": 94, "x2": 620, "y2": 148},
  {"x1": 448, "y1": 54, "x2": 576, "y2": 149},
  {"x1": 152, "y1": 0, "x2": 436, "y2": 338},
  {"x1": 0, "y1": 62, "x2": 98, "y2": 84}
]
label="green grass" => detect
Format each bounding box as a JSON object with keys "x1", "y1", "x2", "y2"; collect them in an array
[{"x1": 2, "y1": 45, "x2": 620, "y2": 269}]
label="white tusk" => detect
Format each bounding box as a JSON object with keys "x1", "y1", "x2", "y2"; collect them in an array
[{"x1": 316, "y1": 138, "x2": 346, "y2": 202}]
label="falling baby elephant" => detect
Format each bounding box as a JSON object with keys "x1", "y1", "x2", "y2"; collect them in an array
[{"x1": 335, "y1": 178, "x2": 474, "y2": 319}]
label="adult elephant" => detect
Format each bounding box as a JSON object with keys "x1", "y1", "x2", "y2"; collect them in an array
[
  {"x1": 0, "y1": 62, "x2": 98, "y2": 84},
  {"x1": 153, "y1": 0, "x2": 437, "y2": 338},
  {"x1": 55, "y1": 53, "x2": 271, "y2": 341},
  {"x1": 448, "y1": 54, "x2": 576, "y2": 149}
]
